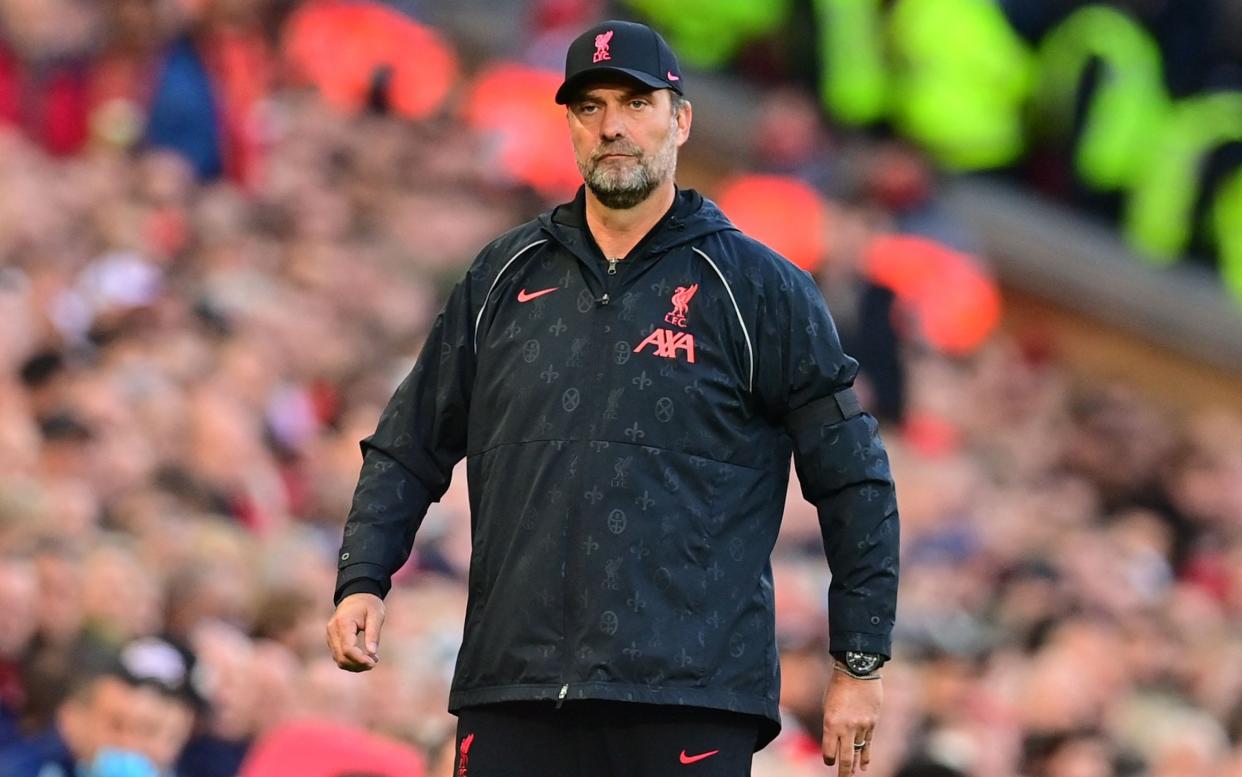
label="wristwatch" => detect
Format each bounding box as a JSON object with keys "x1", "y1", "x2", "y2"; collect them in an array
[{"x1": 834, "y1": 651, "x2": 885, "y2": 679}]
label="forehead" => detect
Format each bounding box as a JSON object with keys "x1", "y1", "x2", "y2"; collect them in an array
[{"x1": 92, "y1": 676, "x2": 133, "y2": 709}]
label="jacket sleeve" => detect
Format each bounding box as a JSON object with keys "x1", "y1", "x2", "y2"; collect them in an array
[
  {"x1": 333, "y1": 268, "x2": 478, "y2": 605},
  {"x1": 755, "y1": 262, "x2": 900, "y2": 659}
]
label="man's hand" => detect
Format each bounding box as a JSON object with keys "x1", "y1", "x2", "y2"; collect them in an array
[
  {"x1": 325, "y1": 592, "x2": 385, "y2": 671},
  {"x1": 822, "y1": 666, "x2": 883, "y2": 776}
]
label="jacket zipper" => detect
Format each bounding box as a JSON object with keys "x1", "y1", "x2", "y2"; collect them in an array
[
  {"x1": 599, "y1": 257, "x2": 619, "y2": 304},
  {"x1": 558, "y1": 255, "x2": 622, "y2": 706}
]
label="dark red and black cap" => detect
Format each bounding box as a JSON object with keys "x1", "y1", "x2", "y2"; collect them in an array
[{"x1": 554, "y1": 20, "x2": 685, "y2": 105}]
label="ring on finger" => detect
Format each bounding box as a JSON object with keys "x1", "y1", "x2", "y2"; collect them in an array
[{"x1": 853, "y1": 740, "x2": 868, "y2": 750}]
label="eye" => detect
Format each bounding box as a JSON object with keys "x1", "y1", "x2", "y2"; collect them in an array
[
  {"x1": 577, "y1": 103, "x2": 599, "y2": 115},
  {"x1": 629, "y1": 98, "x2": 650, "y2": 109}
]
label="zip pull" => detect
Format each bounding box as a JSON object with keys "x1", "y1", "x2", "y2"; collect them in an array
[
  {"x1": 607, "y1": 257, "x2": 620, "y2": 275},
  {"x1": 556, "y1": 683, "x2": 569, "y2": 708},
  {"x1": 598, "y1": 293, "x2": 610, "y2": 306}
]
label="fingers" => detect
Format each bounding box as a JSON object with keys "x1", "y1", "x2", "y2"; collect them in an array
[
  {"x1": 823, "y1": 672, "x2": 883, "y2": 774},
  {"x1": 326, "y1": 614, "x2": 369, "y2": 670},
  {"x1": 823, "y1": 732, "x2": 841, "y2": 767},
  {"x1": 859, "y1": 726, "x2": 875, "y2": 771},
  {"x1": 837, "y1": 736, "x2": 858, "y2": 777},
  {"x1": 325, "y1": 600, "x2": 382, "y2": 672},
  {"x1": 833, "y1": 733, "x2": 870, "y2": 777},
  {"x1": 823, "y1": 727, "x2": 874, "y2": 776},
  {"x1": 340, "y1": 637, "x2": 376, "y2": 670}
]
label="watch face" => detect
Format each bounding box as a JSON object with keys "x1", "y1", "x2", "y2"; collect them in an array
[{"x1": 845, "y1": 651, "x2": 881, "y2": 675}]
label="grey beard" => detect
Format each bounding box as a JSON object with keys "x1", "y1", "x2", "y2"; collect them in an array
[
  {"x1": 580, "y1": 128, "x2": 678, "y2": 210},
  {"x1": 585, "y1": 168, "x2": 661, "y2": 209}
]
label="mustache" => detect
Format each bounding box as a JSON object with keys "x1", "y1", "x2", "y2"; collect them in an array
[{"x1": 592, "y1": 143, "x2": 643, "y2": 163}]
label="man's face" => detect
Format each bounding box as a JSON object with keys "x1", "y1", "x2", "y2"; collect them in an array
[
  {"x1": 61, "y1": 676, "x2": 195, "y2": 771},
  {"x1": 125, "y1": 685, "x2": 195, "y2": 771},
  {"x1": 567, "y1": 83, "x2": 691, "y2": 209},
  {"x1": 61, "y1": 676, "x2": 130, "y2": 762}
]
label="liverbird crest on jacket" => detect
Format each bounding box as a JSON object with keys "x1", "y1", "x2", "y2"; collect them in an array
[{"x1": 664, "y1": 283, "x2": 698, "y2": 328}]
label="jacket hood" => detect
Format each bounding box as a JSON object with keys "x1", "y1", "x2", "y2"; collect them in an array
[{"x1": 538, "y1": 186, "x2": 738, "y2": 261}]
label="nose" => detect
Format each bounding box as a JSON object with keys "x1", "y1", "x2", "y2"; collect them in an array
[{"x1": 599, "y1": 104, "x2": 626, "y2": 140}]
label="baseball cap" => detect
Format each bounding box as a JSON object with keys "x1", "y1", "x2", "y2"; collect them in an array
[
  {"x1": 118, "y1": 636, "x2": 204, "y2": 709},
  {"x1": 554, "y1": 20, "x2": 684, "y2": 105}
]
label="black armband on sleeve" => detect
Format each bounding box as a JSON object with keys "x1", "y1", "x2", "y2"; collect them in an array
[{"x1": 784, "y1": 387, "x2": 862, "y2": 444}]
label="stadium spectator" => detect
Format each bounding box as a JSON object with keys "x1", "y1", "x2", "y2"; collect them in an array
[
  {"x1": 0, "y1": 638, "x2": 198, "y2": 777},
  {"x1": 177, "y1": 621, "x2": 258, "y2": 777}
]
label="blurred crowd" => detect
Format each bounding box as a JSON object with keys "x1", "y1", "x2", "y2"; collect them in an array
[{"x1": 0, "y1": 1, "x2": 1241, "y2": 777}]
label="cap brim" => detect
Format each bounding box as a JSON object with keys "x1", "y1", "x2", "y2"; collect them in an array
[{"x1": 554, "y1": 67, "x2": 682, "y2": 104}]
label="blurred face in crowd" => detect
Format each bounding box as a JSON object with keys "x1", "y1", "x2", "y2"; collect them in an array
[
  {"x1": 754, "y1": 88, "x2": 826, "y2": 169},
  {"x1": 34, "y1": 546, "x2": 85, "y2": 646},
  {"x1": 301, "y1": 656, "x2": 366, "y2": 724},
  {"x1": 248, "y1": 640, "x2": 302, "y2": 733},
  {"x1": 82, "y1": 544, "x2": 163, "y2": 642},
  {"x1": 191, "y1": 621, "x2": 259, "y2": 740},
  {"x1": 125, "y1": 684, "x2": 196, "y2": 770},
  {"x1": 0, "y1": 0, "x2": 98, "y2": 58},
  {"x1": 0, "y1": 556, "x2": 37, "y2": 658},
  {"x1": 566, "y1": 82, "x2": 690, "y2": 209},
  {"x1": 60, "y1": 675, "x2": 195, "y2": 771}
]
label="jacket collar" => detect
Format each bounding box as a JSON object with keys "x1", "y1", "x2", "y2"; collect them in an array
[{"x1": 539, "y1": 185, "x2": 736, "y2": 265}]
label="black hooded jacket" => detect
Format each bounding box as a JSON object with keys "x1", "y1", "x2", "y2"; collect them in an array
[{"x1": 334, "y1": 187, "x2": 900, "y2": 747}]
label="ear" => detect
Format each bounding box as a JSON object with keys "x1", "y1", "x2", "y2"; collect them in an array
[{"x1": 674, "y1": 99, "x2": 692, "y2": 147}]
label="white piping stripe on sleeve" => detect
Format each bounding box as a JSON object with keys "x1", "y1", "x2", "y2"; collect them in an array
[
  {"x1": 473, "y1": 239, "x2": 548, "y2": 353},
  {"x1": 692, "y1": 247, "x2": 754, "y2": 392}
]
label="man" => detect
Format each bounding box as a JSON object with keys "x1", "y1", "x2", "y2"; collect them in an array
[
  {"x1": 327, "y1": 20, "x2": 899, "y2": 777},
  {"x1": 0, "y1": 637, "x2": 198, "y2": 777}
]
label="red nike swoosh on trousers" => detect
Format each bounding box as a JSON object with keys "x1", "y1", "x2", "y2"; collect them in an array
[
  {"x1": 679, "y1": 750, "x2": 720, "y2": 764},
  {"x1": 517, "y1": 287, "x2": 558, "y2": 302}
]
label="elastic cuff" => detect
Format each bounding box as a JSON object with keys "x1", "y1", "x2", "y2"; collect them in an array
[
  {"x1": 334, "y1": 578, "x2": 386, "y2": 606},
  {"x1": 334, "y1": 563, "x2": 390, "y2": 606}
]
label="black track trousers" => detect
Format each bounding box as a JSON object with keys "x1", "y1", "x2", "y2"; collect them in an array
[{"x1": 451, "y1": 701, "x2": 761, "y2": 777}]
